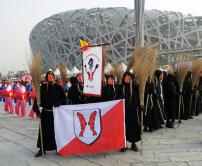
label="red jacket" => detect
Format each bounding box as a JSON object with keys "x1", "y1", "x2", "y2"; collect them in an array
[
  {"x1": 16, "y1": 86, "x2": 27, "y2": 101},
  {"x1": 30, "y1": 91, "x2": 36, "y2": 100}
]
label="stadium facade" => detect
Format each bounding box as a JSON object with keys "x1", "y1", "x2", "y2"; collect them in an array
[{"x1": 29, "y1": 7, "x2": 202, "y2": 72}]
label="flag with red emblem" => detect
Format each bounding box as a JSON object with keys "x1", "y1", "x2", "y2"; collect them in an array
[
  {"x1": 53, "y1": 99, "x2": 126, "y2": 155},
  {"x1": 82, "y1": 46, "x2": 103, "y2": 96}
]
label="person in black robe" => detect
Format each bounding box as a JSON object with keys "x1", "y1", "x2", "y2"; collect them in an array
[
  {"x1": 68, "y1": 73, "x2": 89, "y2": 104},
  {"x1": 196, "y1": 71, "x2": 202, "y2": 115},
  {"x1": 102, "y1": 75, "x2": 116, "y2": 101},
  {"x1": 153, "y1": 70, "x2": 165, "y2": 129},
  {"x1": 172, "y1": 72, "x2": 180, "y2": 122},
  {"x1": 33, "y1": 70, "x2": 66, "y2": 157},
  {"x1": 182, "y1": 71, "x2": 192, "y2": 120},
  {"x1": 116, "y1": 72, "x2": 140, "y2": 152},
  {"x1": 163, "y1": 73, "x2": 177, "y2": 128},
  {"x1": 143, "y1": 77, "x2": 155, "y2": 132}
]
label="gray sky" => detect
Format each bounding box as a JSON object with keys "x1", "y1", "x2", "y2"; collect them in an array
[{"x1": 0, "y1": 0, "x2": 202, "y2": 74}]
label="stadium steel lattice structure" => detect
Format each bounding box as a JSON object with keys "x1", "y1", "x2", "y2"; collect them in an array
[{"x1": 29, "y1": 7, "x2": 202, "y2": 72}]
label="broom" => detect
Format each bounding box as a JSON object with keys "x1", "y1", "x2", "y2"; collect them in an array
[
  {"x1": 189, "y1": 59, "x2": 202, "y2": 116},
  {"x1": 110, "y1": 63, "x2": 123, "y2": 85},
  {"x1": 176, "y1": 55, "x2": 191, "y2": 126},
  {"x1": 28, "y1": 49, "x2": 44, "y2": 157},
  {"x1": 58, "y1": 63, "x2": 67, "y2": 88},
  {"x1": 131, "y1": 44, "x2": 157, "y2": 155}
]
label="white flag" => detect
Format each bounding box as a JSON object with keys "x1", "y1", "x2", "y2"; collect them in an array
[
  {"x1": 53, "y1": 100, "x2": 126, "y2": 155},
  {"x1": 83, "y1": 46, "x2": 103, "y2": 96}
]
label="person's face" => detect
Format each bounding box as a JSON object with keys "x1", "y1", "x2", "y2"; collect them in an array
[
  {"x1": 107, "y1": 77, "x2": 114, "y2": 85},
  {"x1": 47, "y1": 74, "x2": 55, "y2": 82},
  {"x1": 77, "y1": 74, "x2": 83, "y2": 83},
  {"x1": 159, "y1": 72, "x2": 164, "y2": 81},
  {"x1": 124, "y1": 75, "x2": 131, "y2": 84}
]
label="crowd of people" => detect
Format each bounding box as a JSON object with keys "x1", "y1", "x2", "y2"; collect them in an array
[
  {"x1": 1, "y1": 68, "x2": 202, "y2": 157},
  {"x1": 0, "y1": 79, "x2": 38, "y2": 119}
]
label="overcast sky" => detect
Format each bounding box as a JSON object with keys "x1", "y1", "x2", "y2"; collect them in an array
[{"x1": 1, "y1": 0, "x2": 202, "y2": 74}]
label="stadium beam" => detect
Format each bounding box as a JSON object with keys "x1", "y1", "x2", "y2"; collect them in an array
[{"x1": 135, "y1": 0, "x2": 145, "y2": 47}]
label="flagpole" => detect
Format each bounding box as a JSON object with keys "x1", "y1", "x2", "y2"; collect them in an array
[{"x1": 89, "y1": 43, "x2": 110, "y2": 47}]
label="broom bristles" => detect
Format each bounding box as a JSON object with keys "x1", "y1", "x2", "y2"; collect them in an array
[
  {"x1": 58, "y1": 63, "x2": 67, "y2": 87},
  {"x1": 176, "y1": 54, "x2": 191, "y2": 92},
  {"x1": 131, "y1": 44, "x2": 157, "y2": 106},
  {"x1": 110, "y1": 63, "x2": 123, "y2": 84},
  {"x1": 28, "y1": 49, "x2": 42, "y2": 104},
  {"x1": 191, "y1": 59, "x2": 202, "y2": 89}
]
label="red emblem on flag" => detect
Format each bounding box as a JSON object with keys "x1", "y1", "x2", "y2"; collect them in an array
[{"x1": 74, "y1": 108, "x2": 101, "y2": 145}]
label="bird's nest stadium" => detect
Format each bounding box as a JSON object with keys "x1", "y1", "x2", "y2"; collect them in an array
[{"x1": 29, "y1": 7, "x2": 202, "y2": 72}]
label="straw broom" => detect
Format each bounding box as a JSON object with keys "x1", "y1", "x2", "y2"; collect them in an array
[
  {"x1": 58, "y1": 63, "x2": 67, "y2": 88},
  {"x1": 28, "y1": 50, "x2": 42, "y2": 105},
  {"x1": 110, "y1": 63, "x2": 123, "y2": 85},
  {"x1": 166, "y1": 64, "x2": 174, "y2": 74},
  {"x1": 131, "y1": 44, "x2": 157, "y2": 155},
  {"x1": 126, "y1": 49, "x2": 136, "y2": 72},
  {"x1": 102, "y1": 45, "x2": 109, "y2": 84},
  {"x1": 191, "y1": 59, "x2": 202, "y2": 89},
  {"x1": 176, "y1": 55, "x2": 191, "y2": 126},
  {"x1": 188, "y1": 59, "x2": 202, "y2": 116},
  {"x1": 28, "y1": 50, "x2": 44, "y2": 157}
]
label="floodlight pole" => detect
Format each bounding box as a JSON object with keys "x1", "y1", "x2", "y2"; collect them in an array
[
  {"x1": 135, "y1": 0, "x2": 145, "y2": 47},
  {"x1": 134, "y1": 0, "x2": 145, "y2": 156}
]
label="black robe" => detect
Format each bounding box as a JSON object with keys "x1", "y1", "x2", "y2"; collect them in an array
[
  {"x1": 68, "y1": 83, "x2": 89, "y2": 104},
  {"x1": 163, "y1": 74, "x2": 177, "y2": 123},
  {"x1": 102, "y1": 84, "x2": 116, "y2": 102},
  {"x1": 144, "y1": 80, "x2": 155, "y2": 130},
  {"x1": 182, "y1": 76, "x2": 192, "y2": 119},
  {"x1": 33, "y1": 82, "x2": 66, "y2": 151},
  {"x1": 116, "y1": 83, "x2": 140, "y2": 143},
  {"x1": 153, "y1": 80, "x2": 164, "y2": 129},
  {"x1": 196, "y1": 77, "x2": 202, "y2": 115}
]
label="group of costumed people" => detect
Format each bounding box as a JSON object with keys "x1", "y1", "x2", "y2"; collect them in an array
[
  {"x1": 31, "y1": 66, "x2": 202, "y2": 158},
  {"x1": 0, "y1": 80, "x2": 38, "y2": 119}
]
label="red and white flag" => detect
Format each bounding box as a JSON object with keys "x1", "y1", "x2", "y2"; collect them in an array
[{"x1": 53, "y1": 99, "x2": 126, "y2": 155}]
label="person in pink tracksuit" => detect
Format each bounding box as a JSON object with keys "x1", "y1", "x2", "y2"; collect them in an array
[
  {"x1": 4, "y1": 84, "x2": 14, "y2": 113},
  {"x1": 15, "y1": 82, "x2": 27, "y2": 117},
  {"x1": 28, "y1": 87, "x2": 39, "y2": 119}
]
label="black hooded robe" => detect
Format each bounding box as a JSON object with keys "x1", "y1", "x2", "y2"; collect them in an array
[
  {"x1": 163, "y1": 74, "x2": 177, "y2": 124},
  {"x1": 144, "y1": 80, "x2": 155, "y2": 131},
  {"x1": 116, "y1": 83, "x2": 141, "y2": 143},
  {"x1": 33, "y1": 82, "x2": 66, "y2": 151}
]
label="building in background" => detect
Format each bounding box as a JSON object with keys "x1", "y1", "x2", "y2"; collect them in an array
[{"x1": 29, "y1": 7, "x2": 202, "y2": 72}]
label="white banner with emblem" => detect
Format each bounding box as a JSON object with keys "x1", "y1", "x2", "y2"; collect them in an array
[{"x1": 83, "y1": 46, "x2": 103, "y2": 96}]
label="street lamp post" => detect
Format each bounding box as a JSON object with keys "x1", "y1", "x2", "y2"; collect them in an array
[{"x1": 135, "y1": 0, "x2": 145, "y2": 47}]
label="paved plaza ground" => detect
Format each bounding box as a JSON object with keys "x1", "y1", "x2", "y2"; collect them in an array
[{"x1": 0, "y1": 103, "x2": 202, "y2": 166}]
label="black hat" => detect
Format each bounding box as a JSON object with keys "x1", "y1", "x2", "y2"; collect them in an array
[
  {"x1": 122, "y1": 71, "x2": 134, "y2": 79},
  {"x1": 105, "y1": 74, "x2": 115, "y2": 80},
  {"x1": 155, "y1": 70, "x2": 163, "y2": 79}
]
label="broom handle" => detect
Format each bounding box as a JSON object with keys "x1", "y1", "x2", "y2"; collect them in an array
[
  {"x1": 39, "y1": 118, "x2": 44, "y2": 157},
  {"x1": 194, "y1": 93, "x2": 197, "y2": 115},
  {"x1": 178, "y1": 95, "x2": 182, "y2": 127},
  {"x1": 154, "y1": 78, "x2": 166, "y2": 123},
  {"x1": 140, "y1": 106, "x2": 143, "y2": 156},
  {"x1": 157, "y1": 99, "x2": 165, "y2": 124},
  {"x1": 150, "y1": 94, "x2": 153, "y2": 108},
  {"x1": 188, "y1": 93, "x2": 193, "y2": 118},
  {"x1": 144, "y1": 94, "x2": 149, "y2": 116}
]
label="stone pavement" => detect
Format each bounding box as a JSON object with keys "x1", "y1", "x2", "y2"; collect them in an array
[{"x1": 0, "y1": 103, "x2": 202, "y2": 166}]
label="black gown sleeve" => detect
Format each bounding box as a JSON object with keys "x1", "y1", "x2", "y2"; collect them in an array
[{"x1": 33, "y1": 97, "x2": 41, "y2": 117}]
